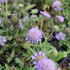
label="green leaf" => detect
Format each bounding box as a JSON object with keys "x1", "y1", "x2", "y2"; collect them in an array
[
  {"x1": 5, "y1": 64, "x2": 10, "y2": 70},
  {"x1": 0, "y1": 65, "x2": 2, "y2": 70},
  {"x1": 53, "y1": 51, "x2": 67, "y2": 61},
  {"x1": 19, "y1": 4, "x2": 23, "y2": 7},
  {"x1": 7, "y1": 49, "x2": 15, "y2": 63},
  {"x1": 26, "y1": 4, "x2": 35, "y2": 10},
  {"x1": 31, "y1": 9, "x2": 38, "y2": 14},
  {"x1": 15, "y1": 58, "x2": 24, "y2": 67},
  {"x1": 67, "y1": 21, "x2": 70, "y2": 27}
]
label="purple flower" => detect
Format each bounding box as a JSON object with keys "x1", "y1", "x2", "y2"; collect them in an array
[
  {"x1": 0, "y1": 0, "x2": 6, "y2": 3},
  {"x1": 52, "y1": 0, "x2": 62, "y2": 11},
  {"x1": 56, "y1": 15, "x2": 64, "y2": 23},
  {"x1": 0, "y1": 0, "x2": 16, "y2": 3},
  {"x1": 53, "y1": 0, "x2": 62, "y2": 7},
  {"x1": 40, "y1": 11, "x2": 51, "y2": 18},
  {"x1": 55, "y1": 32, "x2": 65, "y2": 40},
  {"x1": 54, "y1": 6, "x2": 62, "y2": 11},
  {"x1": 25, "y1": 27, "x2": 42, "y2": 44},
  {"x1": 0, "y1": 36, "x2": 7, "y2": 46},
  {"x1": 31, "y1": 52, "x2": 57, "y2": 70},
  {"x1": 31, "y1": 51, "x2": 46, "y2": 61},
  {"x1": 36, "y1": 58, "x2": 57, "y2": 70}
]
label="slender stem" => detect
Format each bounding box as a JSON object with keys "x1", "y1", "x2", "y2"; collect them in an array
[
  {"x1": 39, "y1": 19, "x2": 43, "y2": 45},
  {"x1": 43, "y1": 33, "x2": 47, "y2": 41},
  {"x1": 6, "y1": 0, "x2": 8, "y2": 20},
  {"x1": 41, "y1": 18, "x2": 43, "y2": 30}
]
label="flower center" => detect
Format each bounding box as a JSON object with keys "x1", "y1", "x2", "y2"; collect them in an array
[{"x1": 36, "y1": 55, "x2": 45, "y2": 61}]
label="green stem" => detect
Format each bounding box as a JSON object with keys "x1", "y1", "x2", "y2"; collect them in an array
[
  {"x1": 6, "y1": 0, "x2": 8, "y2": 20},
  {"x1": 0, "y1": 3, "x2": 3, "y2": 17},
  {"x1": 43, "y1": 33, "x2": 47, "y2": 41},
  {"x1": 39, "y1": 19, "x2": 44, "y2": 45},
  {"x1": 41, "y1": 18, "x2": 43, "y2": 30}
]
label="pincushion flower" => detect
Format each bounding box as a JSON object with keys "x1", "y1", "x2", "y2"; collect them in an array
[
  {"x1": 56, "y1": 15, "x2": 64, "y2": 23},
  {"x1": 36, "y1": 58, "x2": 57, "y2": 70},
  {"x1": 55, "y1": 32, "x2": 65, "y2": 40},
  {"x1": 31, "y1": 52, "x2": 57, "y2": 70},
  {"x1": 54, "y1": 6, "x2": 62, "y2": 11},
  {"x1": 0, "y1": 0, "x2": 16, "y2": 3},
  {"x1": 0, "y1": 36, "x2": 7, "y2": 46},
  {"x1": 53, "y1": 0, "x2": 62, "y2": 7},
  {"x1": 0, "y1": 0, "x2": 6, "y2": 3},
  {"x1": 31, "y1": 51, "x2": 46, "y2": 61},
  {"x1": 52, "y1": 0, "x2": 62, "y2": 11},
  {"x1": 25, "y1": 27, "x2": 42, "y2": 44},
  {"x1": 40, "y1": 11, "x2": 51, "y2": 18}
]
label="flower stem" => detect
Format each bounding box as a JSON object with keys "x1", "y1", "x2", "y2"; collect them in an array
[
  {"x1": 41, "y1": 18, "x2": 43, "y2": 30},
  {"x1": 6, "y1": 0, "x2": 8, "y2": 20}
]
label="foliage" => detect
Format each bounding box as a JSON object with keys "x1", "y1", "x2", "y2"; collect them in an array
[{"x1": 0, "y1": 0, "x2": 70, "y2": 70}]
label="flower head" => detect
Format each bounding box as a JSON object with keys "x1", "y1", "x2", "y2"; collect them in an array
[
  {"x1": 31, "y1": 52, "x2": 57, "y2": 70},
  {"x1": 31, "y1": 51, "x2": 46, "y2": 61},
  {"x1": 0, "y1": 0, "x2": 6, "y2": 3},
  {"x1": 56, "y1": 15, "x2": 64, "y2": 23},
  {"x1": 36, "y1": 58, "x2": 57, "y2": 70},
  {"x1": 54, "y1": 6, "x2": 62, "y2": 11},
  {"x1": 53, "y1": 0, "x2": 62, "y2": 11},
  {"x1": 40, "y1": 11, "x2": 51, "y2": 18},
  {"x1": 53, "y1": 0, "x2": 62, "y2": 7},
  {"x1": 55, "y1": 32, "x2": 65, "y2": 40},
  {"x1": 0, "y1": 36, "x2": 7, "y2": 46},
  {"x1": 25, "y1": 27, "x2": 42, "y2": 44}
]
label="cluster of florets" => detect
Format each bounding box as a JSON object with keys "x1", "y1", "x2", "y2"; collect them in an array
[
  {"x1": 0, "y1": 0, "x2": 6, "y2": 3},
  {"x1": 0, "y1": 36, "x2": 7, "y2": 46},
  {"x1": 40, "y1": 11, "x2": 51, "y2": 18},
  {"x1": 55, "y1": 32, "x2": 65, "y2": 40},
  {"x1": 56, "y1": 15, "x2": 64, "y2": 23},
  {"x1": 25, "y1": 27, "x2": 43, "y2": 44},
  {"x1": 31, "y1": 51, "x2": 57, "y2": 70},
  {"x1": 52, "y1": 0, "x2": 62, "y2": 11}
]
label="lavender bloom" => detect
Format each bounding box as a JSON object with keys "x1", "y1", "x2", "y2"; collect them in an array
[
  {"x1": 0, "y1": 0, "x2": 16, "y2": 3},
  {"x1": 0, "y1": 0, "x2": 6, "y2": 3},
  {"x1": 31, "y1": 52, "x2": 57, "y2": 70},
  {"x1": 0, "y1": 36, "x2": 7, "y2": 46},
  {"x1": 53, "y1": 0, "x2": 62, "y2": 11},
  {"x1": 40, "y1": 11, "x2": 51, "y2": 18},
  {"x1": 54, "y1": 6, "x2": 62, "y2": 11},
  {"x1": 53, "y1": 0, "x2": 62, "y2": 7},
  {"x1": 55, "y1": 32, "x2": 65, "y2": 40},
  {"x1": 56, "y1": 15, "x2": 64, "y2": 23},
  {"x1": 26, "y1": 27, "x2": 42, "y2": 44},
  {"x1": 31, "y1": 51, "x2": 46, "y2": 61},
  {"x1": 36, "y1": 58, "x2": 57, "y2": 70}
]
